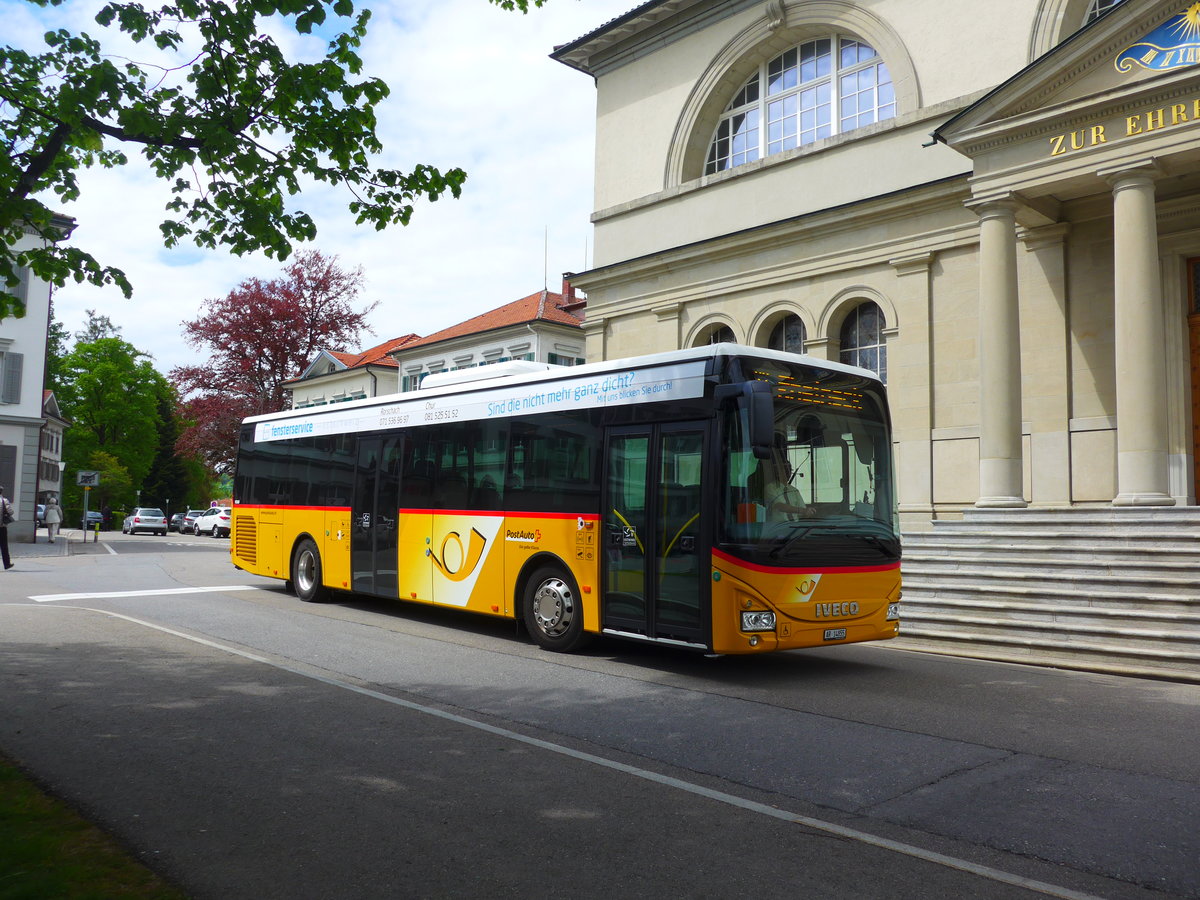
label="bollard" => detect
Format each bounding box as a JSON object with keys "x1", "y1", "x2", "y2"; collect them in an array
[{"x1": 93, "y1": 523, "x2": 99, "y2": 543}]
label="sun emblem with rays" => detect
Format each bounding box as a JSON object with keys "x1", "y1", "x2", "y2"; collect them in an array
[
  {"x1": 1168, "y1": 3, "x2": 1200, "y2": 40},
  {"x1": 1116, "y1": 4, "x2": 1200, "y2": 72}
]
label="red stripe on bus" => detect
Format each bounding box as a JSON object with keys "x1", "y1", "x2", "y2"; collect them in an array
[
  {"x1": 399, "y1": 509, "x2": 601, "y2": 520},
  {"x1": 233, "y1": 504, "x2": 351, "y2": 512},
  {"x1": 712, "y1": 547, "x2": 900, "y2": 575},
  {"x1": 233, "y1": 503, "x2": 600, "y2": 521}
]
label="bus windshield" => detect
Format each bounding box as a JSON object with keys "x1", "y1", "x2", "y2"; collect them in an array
[{"x1": 720, "y1": 359, "x2": 899, "y2": 568}]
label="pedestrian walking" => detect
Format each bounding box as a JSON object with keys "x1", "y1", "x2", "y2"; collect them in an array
[
  {"x1": 0, "y1": 485, "x2": 14, "y2": 570},
  {"x1": 44, "y1": 494, "x2": 63, "y2": 543}
]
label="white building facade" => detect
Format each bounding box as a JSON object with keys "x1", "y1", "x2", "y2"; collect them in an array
[
  {"x1": 286, "y1": 336, "x2": 419, "y2": 410},
  {"x1": 0, "y1": 224, "x2": 62, "y2": 542},
  {"x1": 392, "y1": 286, "x2": 585, "y2": 393}
]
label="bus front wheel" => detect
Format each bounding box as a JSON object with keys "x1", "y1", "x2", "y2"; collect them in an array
[
  {"x1": 522, "y1": 565, "x2": 589, "y2": 652},
  {"x1": 292, "y1": 539, "x2": 329, "y2": 603}
]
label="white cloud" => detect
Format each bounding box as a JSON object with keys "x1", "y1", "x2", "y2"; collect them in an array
[{"x1": 29, "y1": 0, "x2": 634, "y2": 371}]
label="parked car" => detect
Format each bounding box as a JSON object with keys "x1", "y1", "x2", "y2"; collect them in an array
[
  {"x1": 122, "y1": 507, "x2": 168, "y2": 536},
  {"x1": 196, "y1": 506, "x2": 232, "y2": 537},
  {"x1": 169, "y1": 512, "x2": 186, "y2": 532},
  {"x1": 181, "y1": 509, "x2": 206, "y2": 534},
  {"x1": 37, "y1": 504, "x2": 45, "y2": 525},
  {"x1": 81, "y1": 509, "x2": 103, "y2": 529}
]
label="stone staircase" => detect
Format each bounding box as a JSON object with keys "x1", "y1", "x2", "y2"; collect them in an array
[{"x1": 894, "y1": 507, "x2": 1200, "y2": 682}]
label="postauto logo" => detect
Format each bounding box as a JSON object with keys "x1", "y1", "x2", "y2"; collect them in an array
[{"x1": 429, "y1": 527, "x2": 488, "y2": 583}]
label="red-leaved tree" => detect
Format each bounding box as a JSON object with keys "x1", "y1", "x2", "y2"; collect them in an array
[{"x1": 172, "y1": 250, "x2": 379, "y2": 472}]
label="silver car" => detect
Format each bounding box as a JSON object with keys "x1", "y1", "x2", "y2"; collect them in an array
[
  {"x1": 181, "y1": 509, "x2": 206, "y2": 534},
  {"x1": 122, "y1": 507, "x2": 168, "y2": 535}
]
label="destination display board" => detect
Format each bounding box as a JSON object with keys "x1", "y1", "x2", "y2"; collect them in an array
[{"x1": 254, "y1": 360, "x2": 710, "y2": 443}]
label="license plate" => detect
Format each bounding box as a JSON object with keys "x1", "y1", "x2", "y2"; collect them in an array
[{"x1": 823, "y1": 628, "x2": 847, "y2": 641}]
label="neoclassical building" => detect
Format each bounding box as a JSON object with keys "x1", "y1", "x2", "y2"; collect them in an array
[{"x1": 555, "y1": 0, "x2": 1200, "y2": 526}]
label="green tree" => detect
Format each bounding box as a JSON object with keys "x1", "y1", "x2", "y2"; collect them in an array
[
  {"x1": 44, "y1": 299, "x2": 70, "y2": 394},
  {"x1": 83, "y1": 449, "x2": 132, "y2": 514},
  {"x1": 0, "y1": 0, "x2": 549, "y2": 319},
  {"x1": 140, "y1": 382, "x2": 201, "y2": 514},
  {"x1": 58, "y1": 336, "x2": 164, "y2": 494},
  {"x1": 73, "y1": 308, "x2": 121, "y2": 343}
]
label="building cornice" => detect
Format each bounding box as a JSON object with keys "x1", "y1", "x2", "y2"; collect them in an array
[{"x1": 571, "y1": 175, "x2": 973, "y2": 302}]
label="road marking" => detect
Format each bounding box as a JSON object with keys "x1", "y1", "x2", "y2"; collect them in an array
[
  {"x1": 30, "y1": 585, "x2": 264, "y2": 603},
  {"x1": 56, "y1": 606, "x2": 1107, "y2": 900}
]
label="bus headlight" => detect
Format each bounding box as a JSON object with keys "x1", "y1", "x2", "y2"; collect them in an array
[
  {"x1": 741, "y1": 610, "x2": 776, "y2": 632},
  {"x1": 887, "y1": 603, "x2": 900, "y2": 621}
]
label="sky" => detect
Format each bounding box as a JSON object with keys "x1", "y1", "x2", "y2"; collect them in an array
[{"x1": 10, "y1": 0, "x2": 637, "y2": 374}]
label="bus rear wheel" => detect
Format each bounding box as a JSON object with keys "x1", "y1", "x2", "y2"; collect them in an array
[
  {"x1": 522, "y1": 565, "x2": 589, "y2": 652},
  {"x1": 292, "y1": 539, "x2": 329, "y2": 603}
]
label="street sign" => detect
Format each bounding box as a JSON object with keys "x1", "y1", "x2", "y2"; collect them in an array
[{"x1": 76, "y1": 471, "x2": 100, "y2": 487}]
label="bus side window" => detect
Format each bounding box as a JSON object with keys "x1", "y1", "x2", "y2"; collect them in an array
[
  {"x1": 508, "y1": 414, "x2": 599, "y2": 513},
  {"x1": 470, "y1": 421, "x2": 506, "y2": 510},
  {"x1": 401, "y1": 432, "x2": 436, "y2": 504}
]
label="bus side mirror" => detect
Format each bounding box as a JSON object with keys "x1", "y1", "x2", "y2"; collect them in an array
[
  {"x1": 715, "y1": 380, "x2": 775, "y2": 459},
  {"x1": 746, "y1": 381, "x2": 774, "y2": 460}
]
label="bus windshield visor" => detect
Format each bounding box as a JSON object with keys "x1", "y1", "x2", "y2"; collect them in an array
[{"x1": 721, "y1": 361, "x2": 899, "y2": 567}]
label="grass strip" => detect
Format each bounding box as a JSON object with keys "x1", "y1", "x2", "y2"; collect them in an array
[{"x1": 0, "y1": 754, "x2": 186, "y2": 899}]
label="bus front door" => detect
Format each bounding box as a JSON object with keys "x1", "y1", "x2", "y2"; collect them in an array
[
  {"x1": 352, "y1": 435, "x2": 402, "y2": 597},
  {"x1": 603, "y1": 423, "x2": 708, "y2": 645}
]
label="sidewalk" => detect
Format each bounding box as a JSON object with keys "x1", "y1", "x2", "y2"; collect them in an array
[{"x1": 6, "y1": 528, "x2": 105, "y2": 561}]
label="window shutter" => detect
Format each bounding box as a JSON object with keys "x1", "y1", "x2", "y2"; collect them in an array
[
  {"x1": 15, "y1": 267, "x2": 30, "y2": 304},
  {"x1": 2, "y1": 352, "x2": 23, "y2": 403}
]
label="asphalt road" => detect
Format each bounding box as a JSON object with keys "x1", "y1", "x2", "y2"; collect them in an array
[{"x1": 1, "y1": 532, "x2": 1197, "y2": 899}]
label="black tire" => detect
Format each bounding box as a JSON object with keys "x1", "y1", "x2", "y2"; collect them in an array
[
  {"x1": 522, "y1": 564, "x2": 590, "y2": 652},
  {"x1": 292, "y1": 538, "x2": 330, "y2": 603}
]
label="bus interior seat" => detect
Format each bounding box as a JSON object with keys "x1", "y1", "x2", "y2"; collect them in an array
[
  {"x1": 475, "y1": 475, "x2": 502, "y2": 510},
  {"x1": 442, "y1": 473, "x2": 468, "y2": 508},
  {"x1": 404, "y1": 459, "x2": 436, "y2": 499}
]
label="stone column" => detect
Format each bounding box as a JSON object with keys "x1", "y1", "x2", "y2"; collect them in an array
[
  {"x1": 1106, "y1": 166, "x2": 1174, "y2": 506},
  {"x1": 975, "y1": 199, "x2": 1026, "y2": 507},
  {"x1": 582, "y1": 315, "x2": 608, "y2": 361},
  {"x1": 889, "y1": 252, "x2": 935, "y2": 522},
  {"x1": 1019, "y1": 223, "x2": 1071, "y2": 506}
]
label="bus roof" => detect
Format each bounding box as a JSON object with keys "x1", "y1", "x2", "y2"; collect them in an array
[{"x1": 247, "y1": 343, "x2": 880, "y2": 426}]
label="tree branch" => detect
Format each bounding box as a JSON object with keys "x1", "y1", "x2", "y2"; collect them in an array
[{"x1": 9, "y1": 120, "x2": 71, "y2": 202}]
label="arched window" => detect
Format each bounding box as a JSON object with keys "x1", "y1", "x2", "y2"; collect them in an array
[
  {"x1": 705, "y1": 35, "x2": 895, "y2": 175},
  {"x1": 697, "y1": 324, "x2": 736, "y2": 346},
  {"x1": 839, "y1": 302, "x2": 886, "y2": 383},
  {"x1": 1085, "y1": 0, "x2": 1125, "y2": 23},
  {"x1": 767, "y1": 314, "x2": 805, "y2": 354}
]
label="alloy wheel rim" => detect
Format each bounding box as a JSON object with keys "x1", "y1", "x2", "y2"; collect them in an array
[{"x1": 532, "y1": 578, "x2": 573, "y2": 637}]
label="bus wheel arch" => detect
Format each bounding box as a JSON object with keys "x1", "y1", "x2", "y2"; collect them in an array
[
  {"x1": 291, "y1": 536, "x2": 330, "y2": 603},
  {"x1": 518, "y1": 556, "x2": 591, "y2": 653}
]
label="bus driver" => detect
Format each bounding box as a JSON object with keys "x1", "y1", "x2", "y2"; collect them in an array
[{"x1": 763, "y1": 449, "x2": 813, "y2": 522}]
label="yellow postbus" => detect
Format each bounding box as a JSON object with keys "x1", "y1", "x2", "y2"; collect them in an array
[{"x1": 231, "y1": 345, "x2": 900, "y2": 654}]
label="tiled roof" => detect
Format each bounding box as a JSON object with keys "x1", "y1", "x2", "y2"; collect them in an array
[
  {"x1": 329, "y1": 334, "x2": 422, "y2": 369},
  {"x1": 397, "y1": 290, "x2": 582, "y2": 352}
]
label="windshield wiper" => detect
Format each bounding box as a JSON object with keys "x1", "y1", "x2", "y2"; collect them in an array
[
  {"x1": 768, "y1": 523, "x2": 820, "y2": 558},
  {"x1": 768, "y1": 524, "x2": 897, "y2": 560},
  {"x1": 860, "y1": 533, "x2": 900, "y2": 557}
]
